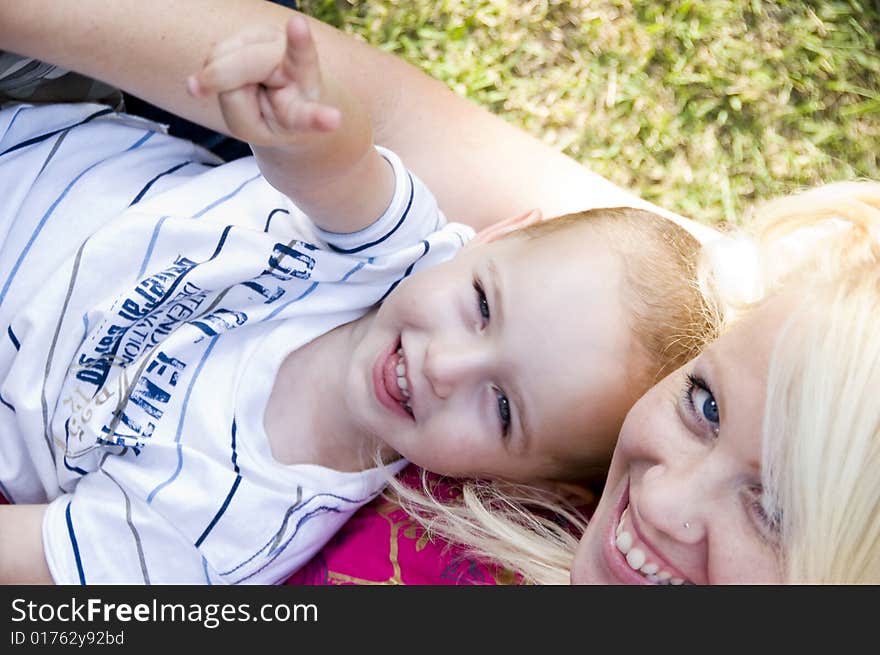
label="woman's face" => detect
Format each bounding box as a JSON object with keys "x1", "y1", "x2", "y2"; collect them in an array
[{"x1": 571, "y1": 295, "x2": 793, "y2": 584}]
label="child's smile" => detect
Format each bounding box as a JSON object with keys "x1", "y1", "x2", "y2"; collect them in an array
[
  {"x1": 372, "y1": 336, "x2": 414, "y2": 420},
  {"x1": 344, "y1": 222, "x2": 646, "y2": 483}
]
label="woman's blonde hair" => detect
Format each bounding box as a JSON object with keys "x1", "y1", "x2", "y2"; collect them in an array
[
  {"x1": 707, "y1": 181, "x2": 880, "y2": 583},
  {"x1": 385, "y1": 206, "x2": 713, "y2": 585}
]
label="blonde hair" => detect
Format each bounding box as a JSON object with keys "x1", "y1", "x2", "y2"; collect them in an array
[
  {"x1": 386, "y1": 207, "x2": 713, "y2": 584},
  {"x1": 517, "y1": 207, "x2": 713, "y2": 383},
  {"x1": 706, "y1": 181, "x2": 880, "y2": 583},
  {"x1": 386, "y1": 472, "x2": 588, "y2": 585}
]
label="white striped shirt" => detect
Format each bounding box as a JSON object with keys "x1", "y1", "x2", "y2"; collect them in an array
[{"x1": 0, "y1": 103, "x2": 472, "y2": 584}]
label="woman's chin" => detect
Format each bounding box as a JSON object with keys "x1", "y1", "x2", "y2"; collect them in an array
[
  {"x1": 570, "y1": 476, "x2": 628, "y2": 584},
  {"x1": 569, "y1": 523, "x2": 600, "y2": 584}
]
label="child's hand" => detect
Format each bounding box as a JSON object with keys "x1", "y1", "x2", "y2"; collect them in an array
[{"x1": 187, "y1": 15, "x2": 341, "y2": 147}]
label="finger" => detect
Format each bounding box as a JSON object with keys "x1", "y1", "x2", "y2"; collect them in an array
[
  {"x1": 257, "y1": 87, "x2": 282, "y2": 132},
  {"x1": 189, "y1": 28, "x2": 283, "y2": 95},
  {"x1": 307, "y1": 104, "x2": 342, "y2": 132},
  {"x1": 209, "y1": 28, "x2": 282, "y2": 60},
  {"x1": 268, "y1": 85, "x2": 341, "y2": 133},
  {"x1": 217, "y1": 86, "x2": 276, "y2": 145},
  {"x1": 193, "y1": 41, "x2": 285, "y2": 95},
  {"x1": 279, "y1": 15, "x2": 322, "y2": 101},
  {"x1": 272, "y1": 100, "x2": 341, "y2": 134}
]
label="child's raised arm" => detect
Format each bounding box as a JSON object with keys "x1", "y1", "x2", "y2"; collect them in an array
[
  {"x1": 0, "y1": 0, "x2": 715, "y2": 239},
  {"x1": 189, "y1": 15, "x2": 394, "y2": 234}
]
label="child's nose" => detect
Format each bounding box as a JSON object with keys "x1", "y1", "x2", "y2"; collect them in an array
[{"x1": 423, "y1": 339, "x2": 489, "y2": 399}]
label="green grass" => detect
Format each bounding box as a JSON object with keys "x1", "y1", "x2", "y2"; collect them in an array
[{"x1": 300, "y1": 0, "x2": 880, "y2": 227}]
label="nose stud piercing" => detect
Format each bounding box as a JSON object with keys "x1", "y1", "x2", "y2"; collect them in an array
[{"x1": 683, "y1": 521, "x2": 691, "y2": 529}]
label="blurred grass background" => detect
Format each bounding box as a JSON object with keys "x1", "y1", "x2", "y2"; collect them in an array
[{"x1": 300, "y1": 0, "x2": 880, "y2": 228}]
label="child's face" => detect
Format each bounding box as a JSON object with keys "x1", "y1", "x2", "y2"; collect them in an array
[{"x1": 345, "y1": 225, "x2": 643, "y2": 483}]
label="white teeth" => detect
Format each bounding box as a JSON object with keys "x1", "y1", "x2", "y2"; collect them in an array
[
  {"x1": 614, "y1": 509, "x2": 689, "y2": 585},
  {"x1": 616, "y1": 508, "x2": 628, "y2": 536},
  {"x1": 640, "y1": 562, "x2": 659, "y2": 575},
  {"x1": 626, "y1": 548, "x2": 646, "y2": 570},
  {"x1": 395, "y1": 347, "x2": 410, "y2": 398}
]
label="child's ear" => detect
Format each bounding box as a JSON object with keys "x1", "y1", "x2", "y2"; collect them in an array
[{"x1": 467, "y1": 208, "x2": 543, "y2": 247}]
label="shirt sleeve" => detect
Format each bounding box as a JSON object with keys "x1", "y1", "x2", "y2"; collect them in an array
[
  {"x1": 42, "y1": 473, "x2": 213, "y2": 585},
  {"x1": 310, "y1": 146, "x2": 451, "y2": 258},
  {"x1": 41, "y1": 454, "x2": 410, "y2": 585}
]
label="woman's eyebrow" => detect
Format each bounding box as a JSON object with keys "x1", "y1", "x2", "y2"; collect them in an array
[
  {"x1": 700, "y1": 350, "x2": 726, "y2": 421},
  {"x1": 703, "y1": 349, "x2": 763, "y2": 470}
]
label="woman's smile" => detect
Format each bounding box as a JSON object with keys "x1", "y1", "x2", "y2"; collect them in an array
[{"x1": 613, "y1": 500, "x2": 692, "y2": 584}]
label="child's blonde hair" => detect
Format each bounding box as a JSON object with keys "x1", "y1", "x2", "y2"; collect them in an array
[
  {"x1": 385, "y1": 206, "x2": 713, "y2": 584},
  {"x1": 518, "y1": 207, "x2": 713, "y2": 384}
]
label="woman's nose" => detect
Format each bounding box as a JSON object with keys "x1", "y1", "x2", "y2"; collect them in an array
[
  {"x1": 422, "y1": 338, "x2": 490, "y2": 398},
  {"x1": 636, "y1": 462, "x2": 706, "y2": 545}
]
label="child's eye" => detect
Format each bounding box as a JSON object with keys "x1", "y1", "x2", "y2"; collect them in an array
[
  {"x1": 494, "y1": 386, "x2": 511, "y2": 437},
  {"x1": 473, "y1": 278, "x2": 490, "y2": 323},
  {"x1": 683, "y1": 374, "x2": 720, "y2": 435}
]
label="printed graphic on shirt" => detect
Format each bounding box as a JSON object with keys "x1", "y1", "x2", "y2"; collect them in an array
[{"x1": 58, "y1": 228, "x2": 336, "y2": 464}]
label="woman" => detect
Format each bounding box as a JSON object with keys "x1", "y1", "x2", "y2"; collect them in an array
[
  {"x1": 2, "y1": 1, "x2": 877, "y2": 584},
  {"x1": 570, "y1": 180, "x2": 880, "y2": 583}
]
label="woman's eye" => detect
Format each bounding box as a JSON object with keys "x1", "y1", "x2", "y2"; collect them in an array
[
  {"x1": 685, "y1": 374, "x2": 720, "y2": 430},
  {"x1": 745, "y1": 485, "x2": 782, "y2": 546},
  {"x1": 473, "y1": 279, "x2": 490, "y2": 322},
  {"x1": 495, "y1": 387, "x2": 511, "y2": 437}
]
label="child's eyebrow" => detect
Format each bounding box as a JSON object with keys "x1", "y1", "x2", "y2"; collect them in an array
[
  {"x1": 488, "y1": 256, "x2": 533, "y2": 449},
  {"x1": 516, "y1": 393, "x2": 534, "y2": 454},
  {"x1": 487, "y1": 257, "x2": 506, "y2": 327}
]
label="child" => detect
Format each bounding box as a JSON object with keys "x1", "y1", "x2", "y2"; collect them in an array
[{"x1": 0, "y1": 17, "x2": 709, "y2": 584}]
